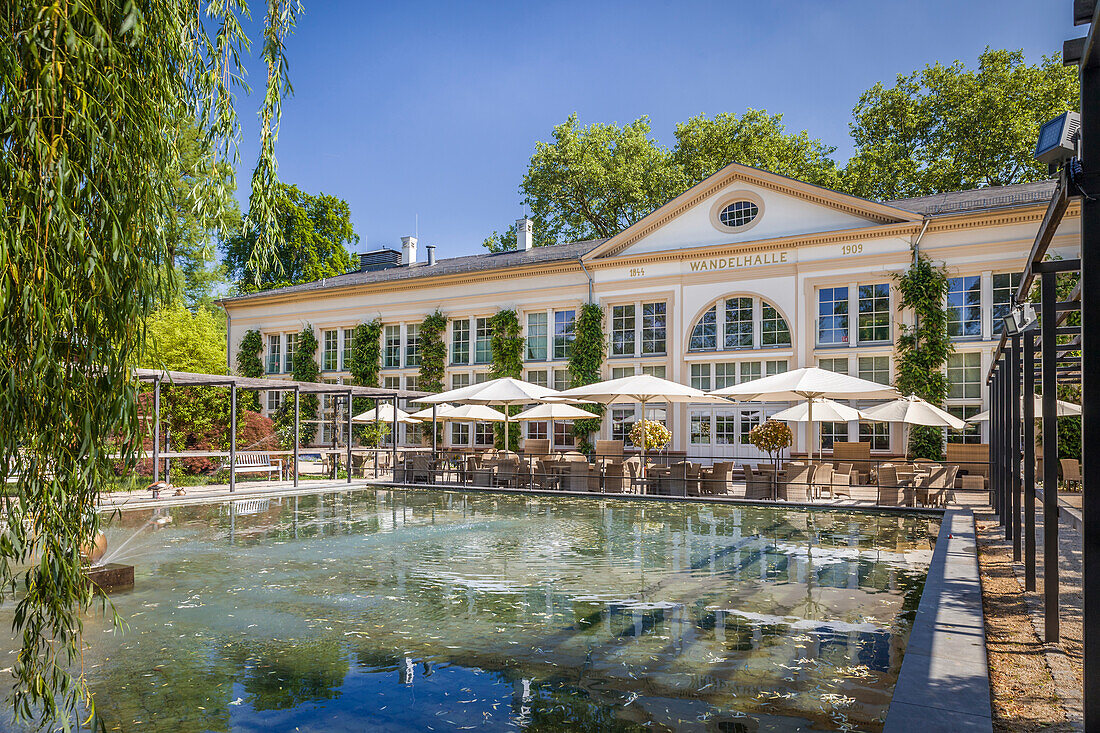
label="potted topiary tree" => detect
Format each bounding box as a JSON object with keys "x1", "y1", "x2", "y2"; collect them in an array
[{"x1": 748, "y1": 419, "x2": 794, "y2": 497}]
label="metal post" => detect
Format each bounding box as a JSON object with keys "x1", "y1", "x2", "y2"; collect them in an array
[
  {"x1": 391, "y1": 396, "x2": 398, "y2": 478},
  {"x1": 432, "y1": 404, "x2": 438, "y2": 485},
  {"x1": 1041, "y1": 271, "x2": 1059, "y2": 641},
  {"x1": 229, "y1": 382, "x2": 237, "y2": 493},
  {"x1": 998, "y1": 363, "x2": 1007, "y2": 526},
  {"x1": 294, "y1": 387, "x2": 300, "y2": 488},
  {"x1": 1024, "y1": 330, "x2": 1036, "y2": 591},
  {"x1": 1011, "y1": 335, "x2": 1022, "y2": 560},
  {"x1": 346, "y1": 389, "x2": 353, "y2": 484},
  {"x1": 153, "y1": 376, "x2": 161, "y2": 484},
  {"x1": 1081, "y1": 42, "x2": 1100, "y2": 728}
]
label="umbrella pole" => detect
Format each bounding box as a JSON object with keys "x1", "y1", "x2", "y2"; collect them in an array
[{"x1": 640, "y1": 399, "x2": 647, "y2": 483}]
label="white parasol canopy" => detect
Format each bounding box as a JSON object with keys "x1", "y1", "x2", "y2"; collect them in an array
[
  {"x1": 861, "y1": 394, "x2": 967, "y2": 429},
  {"x1": 556, "y1": 374, "x2": 726, "y2": 474},
  {"x1": 713, "y1": 367, "x2": 899, "y2": 461},
  {"x1": 351, "y1": 403, "x2": 421, "y2": 425},
  {"x1": 430, "y1": 404, "x2": 506, "y2": 422},
  {"x1": 966, "y1": 395, "x2": 1081, "y2": 423},
  {"x1": 771, "y1": 398, "x2": 867, "y2": 423},
  {"x1": 511, "y1": 403, "x2": 598, "y2": 421},
  {"x1": 415, "y1": 377, "x2": 559, "y2": 446}
]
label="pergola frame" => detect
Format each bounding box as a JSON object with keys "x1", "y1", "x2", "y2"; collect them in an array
[
  {"x1": 987, "y1": 0, "x2": 1096, "y2": 712},
  {"x1": 135, "y1": 369, "x2": 425, "y2": 491}
]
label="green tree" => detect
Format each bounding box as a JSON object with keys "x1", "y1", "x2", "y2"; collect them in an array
[
  {"x1": 143, "y1": 303, "x2": 227, "y2": 375},
  {"x1": 224, "y1": 183, "x2": 359, "y2": 291},
  {"x1": 165, "y1": 115, "x2": 241, "y2": 312},
  {"x1": 844, "y1": 48, "x2": 1079, "y2": 200},
  {"x1": 1, "y1": 1, "x2": 296, "y2": 724},
  {"x1": 520, "y1": 114, "x2": 687, "y2": 242},
  {"x1": 672, "y1": 109, "x2": 840, "y2": 189}
]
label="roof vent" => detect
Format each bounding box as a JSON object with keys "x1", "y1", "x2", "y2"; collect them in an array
[
  {"x1": 358, "y1": 248, "x2": 402, "y2": 272},
  {"x1": 516, "y1": 217, "x2": 534, "y2": 251},
  {"x1": 426, "y1": 244, "x2": 436, "y2": 266},
  {"x1": 401, "y1": 236, "x2": 418, "y2": 265}
]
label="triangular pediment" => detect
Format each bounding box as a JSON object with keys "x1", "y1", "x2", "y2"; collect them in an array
[{"x1": 583, "y1": 163, "x2": 922, "y2": 261}]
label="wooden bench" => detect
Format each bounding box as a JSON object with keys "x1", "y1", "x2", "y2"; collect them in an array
[{"x1": 228, "y1": 453, "x2": 282, "y2": 481}]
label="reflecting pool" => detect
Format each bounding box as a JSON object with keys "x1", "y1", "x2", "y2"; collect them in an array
[{"x1": 0, "y1": 489, "x2": 939, "y2": 731}]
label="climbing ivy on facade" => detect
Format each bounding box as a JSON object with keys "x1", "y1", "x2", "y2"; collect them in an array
[
  {"x1": 489, "y1": 309, "x2": 524, "y2": 449},
  {"x1": 569, "y1": 303, "x2": 606, "y2": 453},
  {"x1": 275, "y1": 325, "x2": 320, "y2": 447},
  {"x1": 894, "y1": 255, "x2": 953, "y2": 459},
  {"x1": 236, "y1": 329, "x2": 264, "y2": 411}
]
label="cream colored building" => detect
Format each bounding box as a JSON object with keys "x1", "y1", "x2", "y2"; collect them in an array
[{"x1": 221, "y1": 163, "x2": 1080, "y2": 460}]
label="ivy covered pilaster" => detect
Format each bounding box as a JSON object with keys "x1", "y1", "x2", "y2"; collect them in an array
[
  {"x1": 569, "y1": 302, "x2": 606, "y2": 454},
  {"x1": 275, "y1": 325, "x2": 320, "y2": 447},
  {"x1": 349, "y1": 319, "x2": 383, "y2": 446},
  {"x1": 894, "y1": 255, "x2": 952, "y2": 460},
  {"x1": 489, "y1": 309, "x2": 524, "y2": 450},
  {"x1": 236, "y1": 329, "x2": 263, "y2": 412}
]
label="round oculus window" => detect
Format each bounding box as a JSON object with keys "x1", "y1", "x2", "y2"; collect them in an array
[{"x1": 718, "y1": 200, "x2": 759, "y2": 229}]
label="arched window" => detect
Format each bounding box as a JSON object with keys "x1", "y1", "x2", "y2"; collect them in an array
[{"x1": 688, "y1": 297, "x2": 791, "y2": 352}]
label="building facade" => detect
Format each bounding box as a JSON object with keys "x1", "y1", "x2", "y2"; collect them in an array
[{"x1": 221, "y1": 163, "x2": 1080, "y2": 458}]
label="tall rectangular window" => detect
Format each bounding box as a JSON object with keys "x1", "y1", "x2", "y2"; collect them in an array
[
  {"x1": 714, "y1": 362, "x2": 738, "y2": 389},
  {"x1": 723, "y1": 298, "x2": 753, "y2": 349},
  {"x1": 611, "y1": 305, "x2": 635, "y2": 357},
  {"x1": 554, "y1": 421, "x2": 575, "y2": 447},
  {"x1": 405, "y1": 324, "x2": 421, "y2": 368},
  {"x1": 738, "y1": 361, "x2": 761, "y2": 383},
  {"x1": 611, "y1": 407, "x2": 634, "y2": 443},
  {"x1": 819, "y1": 357, "x2": 848, "y2": 375},
  {"x1": 857, "y1": 356, "x2": 890, "y2": 385},
  {"x1": 553, "y1": 310, "x2": 576, "y2": 359},
  {"x1": 947, "y1": 352, "x2": 982, "y2": 399},
  {"x1": 526, "y1": 312, "x2": 547, "y2": 361},
  {"x1": 474, "y1": 372, "x2": 490, "y2": 384},
  {"x1": 641, "y1": 302, "x2": 666, "y2": 355},
  {"x1": 715, "y1": 414, "x2": 737, "y2": 445},
  {"x1": 766, "y1": 359, "x2": 788, "y2": 376},
  {"x1": 451, "y1": 423, "x2": 470, "y2": 445},
  {"x1": 383, "y1": 325, "x2": 401, "y2": 368},
  {"x1": 474, "y1": 422, "x2": 494, "y2": 446},
  {"x1": 527, "y1": 421, "x2": 548, "y2": 442},
  {"x1": 946, "y1": 276, "x2": 982, "y2": 338},
  {"x1": 947, "y1": 405, "x2": 982, "y2": 444},
  {"x1": 266, "y1": 334, "x2": 281, "y2": 374},
  {"x1": 451, "y1": 372, "x2": 471, "y2": 390},
  {"x1": 474, "y1": 317, "x2": 492, "y2": 364},
  {"x1": 739, "y1": 409, "x2": 763, "y2": 444},
  {"x1": 267, "y1": 389, "x2": 282, "y2": 413},
  {"x1": 859, "y1": 422, "x2": 890, "y2": 450},
  {"x1": 284, "y1": 333, "x2": 298, "y2": 374},
  {"x1": 553, "y1": 368, "x2": 570, "y2": 391},
  {"x1": 322, "y1": 330, "x2": 339, "y2": 371},
  {"x1": 451, "y1": 320, "x2": 470, "y2": 365},
  {"x1": 820, "y1": 422, "x2": 847, "y2": 450},
  {"x1": 342, "y1": 328, "x2": 355, "y2": 371},
  {"x1": 383, "y1": 375, "x2": 400, "y2": 390},
  {"x1": 689, "y1": 306, "x2": 717, "y2": 351},
  {"x1": 610, "y1": 366, "x2": 634, "y2": 380},
  {"x1": 641, "y1": 365, "x2": 666, "y2": 378},
  {"x1": 690, "y1": 363, "x2": 711, "y2": 390},
  {"x1": 817, "y1": 287, "x2": 849, "y2": 345},
  {"x1": 761, "y1": 303, "x2": 790, "y2": 347},
  {"x1": 525, "y1": 369, "x2": 548, "y2": 388},
  {"x1": 858, "y1": 283, "x2": 891, "y2": 343},
  {"x1": 992, "y1": 272, "x2": 1023, "y2": 334},
  {"x1": 690, "y1": 413, "x2": 711, "y2": 444}
]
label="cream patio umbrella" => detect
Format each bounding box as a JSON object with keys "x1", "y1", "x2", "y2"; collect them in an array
[
  {"x1": 416, "y1": 377, "x2": 560, "y2": 449},
  {"x1": 512, "y1": 402, "x2": 601, "y2": 448},
  {"x1": 861, "y1": 394, "x2": 966, "y2": 459},
  {"x1": 351, "y1": 403, "x2": 421, "y2": 424},
  {"x1": 555, "y1": 374, "x2": 728, "y2": 476},
  {"x1": 770, "y1": 397, "x2": 868, "y2": 423},
  {"x1": 712, "y1": 367, "x2": 899, "y2": 461},
  {"x1": 966, "y1": 395, "x2": 1081, "y2": 423}
]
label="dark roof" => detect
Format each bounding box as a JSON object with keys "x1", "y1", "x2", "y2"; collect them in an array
[
  {"x1": 220, "y1": 237, "x2": 605, "y2": 304},
  {"x1": 886, "y1": 179, "x2": 1057, "y2": 216}
]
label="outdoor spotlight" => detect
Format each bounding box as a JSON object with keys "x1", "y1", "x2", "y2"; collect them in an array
[
  {"x1": 1035, "y1": 111, "x2": 1081, "y2": 168},
  {"x1": 1003, "y1": 302, "x2": 1038, "y2": 335}
]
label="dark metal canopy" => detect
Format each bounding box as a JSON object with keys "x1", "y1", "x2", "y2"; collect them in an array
[{"x1": 134, "y1": 368, "x2": 429, "y2": 400}]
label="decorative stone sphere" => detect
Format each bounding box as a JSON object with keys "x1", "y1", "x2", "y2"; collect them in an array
[{"x1": 80, "y1": 532, "x2": 107, "y2": 564}]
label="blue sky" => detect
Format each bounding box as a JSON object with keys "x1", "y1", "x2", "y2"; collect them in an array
[{"x1": 228, "y1": 0, "x2": 1072, "y2": 259}]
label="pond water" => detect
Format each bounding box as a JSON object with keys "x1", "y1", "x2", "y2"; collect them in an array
[{"x1": 1, "y1": 489, "x2": 939, "y2": 732}]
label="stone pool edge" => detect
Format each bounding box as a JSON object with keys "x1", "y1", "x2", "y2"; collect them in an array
[{"x1": 883, "y1": 508, "x2": 992, "y2": 733}]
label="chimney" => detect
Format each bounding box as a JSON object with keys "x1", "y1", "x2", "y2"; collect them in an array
[
  {"x1": 401, "y1": 235, "x2": 418, "y2": 265},
  {"x1": 426, "y1": 244, "x2": 436, "y2": 266},
  {"x1": 516, "y1": 217, "x2": 534, "y2": 251}
]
